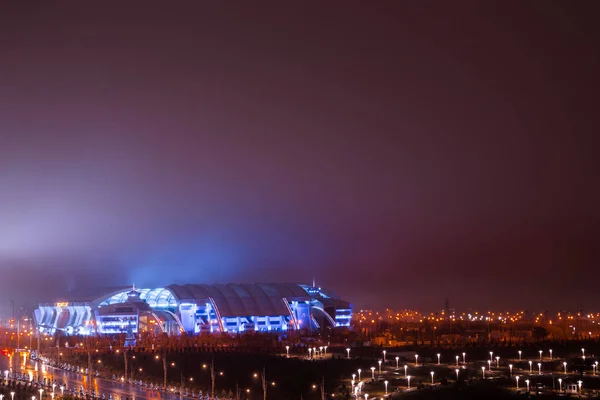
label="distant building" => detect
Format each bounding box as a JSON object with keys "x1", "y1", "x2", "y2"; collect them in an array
[{"x1": 33, "y1": 283, "x2": 352, "y2": 336}]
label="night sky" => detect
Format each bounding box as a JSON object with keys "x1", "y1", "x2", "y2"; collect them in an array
[{"x1": 0, "y1": 1, "x2": 599, "y2": 313}]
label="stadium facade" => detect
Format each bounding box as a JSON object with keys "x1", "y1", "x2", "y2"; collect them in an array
[{"x1": 33, "y1": 283, "x2": 352, "y2": 336}]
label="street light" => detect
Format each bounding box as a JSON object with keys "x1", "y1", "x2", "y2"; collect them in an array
[
  {"x1": 481, "y1": 366, "x2": 485, "y2": 379},
  {"x1": 437, "y1": 353, "x2": 441, "y2": 365},
  {"x1": 378, "y1": 360, "x2": 382, "y2": 374},
  {"x1": 537, "y1": 363, "x2": 542, "y2": 375},
  {"x1": 582, "y1": 348, "x2": 585, "y2": 358},
  {"x1": 539, "y1": 350, "x2": 542, "y2": 361},
  {"x1": 518, "y1": 350, "x2": 522, "y2": 361},
  {"x1": 549, "y1": 349, "x2": 553, "y2": 361},
  {"x1": 358, "y1": 369, "x2": 362, "y2": 381},
  {"x1": 395, "y1": 356, "x2": 399, "y2": 369},
  {"x1": 10, "y1": 393, "x2": 14, "y2": 400},
  {"x1": 383, "y1": 350, "x2": 386, "y2": 362},
  {"x1": 384, "y1": 380, "x2": 388, "y2": 394},
  {"x1": 38, "y1": 389, "x2": 43, "y2": 400},
  {"x1": 558, "y1": 378, "x2": 562, "y2": 391},
  {"x1": 285, "y1": 346, "x2": 289, "y2": 357},
  {"x1": 455, "y1": 369, "x2": 459, "y2": 380},
  {"x1": 455, "y1": 355, "x2": 459, "y2": 366},
  {"x1": 415, "y1": 354, "x2": 419, "y2": 366},
  {"x1": 346, "y1": 348, "x2": 351, "y2": 359},
  {"x1": 563, "y1": 362, "x2": 567, "y2": 374},
  {"x1": 515, "y1": 376, "x2": 519, "y2": 390},
  {"x1": 404, "y1": 365, "x2": 407, "y2": 377},
  {"x1": 308, "y1": 348, "x2": 312, "y2": 358},
  {"x1": 578, "y1": 380, "x2": 582, "y2": 393},
  {"x1": 407, "y1": 375, "x2": 411, "y2": 390},
  {"x1": 462, "y1": 352, "x2": 466, "y2": 364},
  {"x1": 370, "y1": 367, "x2": 375, "y2": 380},
  {"x1": 489, "y1": 351, "x2": 493, "y2": 362},
  {"x1": 430, "y1": 371, "x2": 434, "y2": 384},
  {"x1": 525, "y1": 379, "x2": 530, "y2": 392},
  {"x1": 487, "y1": 360, "x2": 491, "y2": 370},
  {"x1": 509, "y1": 364, "x2": 513, "y2": 376},
  {"x1": 496, "y1": 356, "x2": 500, "y2": 368},
  {"x1": 529, "y1": 361, "x2": 532, "y2": 373}
]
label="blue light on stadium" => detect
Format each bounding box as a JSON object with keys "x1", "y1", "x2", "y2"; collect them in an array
[{"x1": 33, "y1": 283, "x2": 352, "y2": 336}]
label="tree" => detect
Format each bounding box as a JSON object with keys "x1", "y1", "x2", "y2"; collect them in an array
[{"x1": 532, "y1": 326, "x2": 549, "y2": 341}]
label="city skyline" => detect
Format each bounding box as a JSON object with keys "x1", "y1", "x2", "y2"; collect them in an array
[{"x1": 0, "y1": 1, "x2": 599, "y2": 312}]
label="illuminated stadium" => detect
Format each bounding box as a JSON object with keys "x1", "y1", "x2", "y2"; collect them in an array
[{"x1": 33, "y1": 283, "x2": 352, "y2": 336}]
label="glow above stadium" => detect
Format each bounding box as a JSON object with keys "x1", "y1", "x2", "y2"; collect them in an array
[{"x1": 33, "y1": 283, "x2": 352, "y2": 336}]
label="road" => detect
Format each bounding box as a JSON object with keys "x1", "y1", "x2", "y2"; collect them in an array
[{"x1": 26, "y1": 363, "x2": 199, "y2": 400}]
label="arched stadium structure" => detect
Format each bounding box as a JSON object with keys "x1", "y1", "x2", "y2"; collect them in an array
[{"x1": 33, "y1": 283, "x2": 352, "y2": 336}]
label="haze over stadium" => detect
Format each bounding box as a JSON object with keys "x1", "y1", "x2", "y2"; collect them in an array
[{"x1": 0, "y1": 1, "x2": 599, "y2": 315}]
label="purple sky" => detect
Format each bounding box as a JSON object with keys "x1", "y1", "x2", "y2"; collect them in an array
[{"x1": 0, "y1": 1, "x2": 599, "y2": 312}]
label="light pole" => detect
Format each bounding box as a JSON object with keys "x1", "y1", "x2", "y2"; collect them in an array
[
  {"x1": 563, "y1": 362, "x2": 567, "y2": 374},
  {"x1": 489, "y1": 352, "x2": 493, "y2": 362},
  {"x1": 358, "y1": 369, "x2": 361, "y2": 381},
  {"x1": 525, "y1": 379, "x2": 530, "y2": 392},
  {"x1": 582, "y1": 348, "x2": 585, "y2": 358},
  {"x1": 462, "y1": 352, "x2": 466, "y2": 364},
  {"x1": 518, "y1": 350, "x2": 522, "y2": 361},
  {"x1": 481, "y1": 366, "x2": 485, "y2": 379},
  {"x1": 415, "y1": 354, "x2": 419, "y2": 366},
  {"x1": 515, "y1": 376, "x2": 519, "y2": 390},
  {"x1": 455, "y1": 369, "x2": 459, "y2": 381},
  {"x1": 378, "y1": 360, "x2": 382, "y2": 374},
  {"x1": 308, "y1": 348, "x2": 312, "y2": 359},
  {"x1": 430, "y1": 371, "x2": 434, "y2": 385},
  {"x1": 558, "y1": 378, "x2": 562, "y2": 391},
  {"x1": 539, "y1": 350, "x2": 542, "y2": 361},
  {"x1": 404, "y1": 365, "x2": 407, "y2": 377},
  {"x1": 578, "y1": 380, "x2": 582, "y2": 393},
  {"x1": 455, "y1": 355, "x2": 459, "y2": 366},
  {"x1": 384, "y1": 380, "x2": 388, "y2": 394},
  {"x1": 407, "y1": 376, "x2": 411, "y2": 390},
  {"x1": 253, "y1": 368, "x2": 268, "y2": 400},
  {"x1": 59, "y1": 387, "x2": 64, "y2": 397},
  {"x1": 496, "y1": 356, "x2": 500, "y2": 368},
  {"x1": 549, "y1": 349, "x2": 553, "y2": 361},
  {"x1": 509, "y1": 364, "x2": 513, "y2": 377},
  {"x1": 437, "y1": 353, "x2": 440, "y2": 365},
  {"x1": 10, "y1": 393, "x2": 14, "y2": 400},
  {"x1": 383, "y1": 350, "x2": 386, "y2": 362},
  {"x1": 537, "y1": 363, "x2": 541, "y2": 375},
  {"x1": 38, "y1": 389, "x2": 43, "y2": 400},
  {"x1": 370, "y1": 367, "x2": 375, "y2": 380},
  {"x1": 529, "y1": 361, "x2": 532, "y2": 373},
  {"x1": 487, "y1": 360, "x2": 491, "y2": 370},
  {"x1": 346, "y1": 348, "x2": 350, "y2": 359},
  {"x1": 285, "y1": 346, "x2": 289, "y2": 357},
  {"x1": 395, "y1": 356, "x2": 399, "y2": 369}
]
